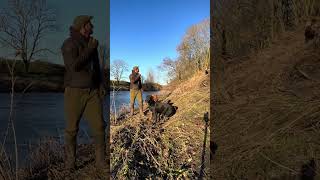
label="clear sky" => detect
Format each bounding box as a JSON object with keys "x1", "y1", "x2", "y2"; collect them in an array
[
  {"x1": 0, "y1": 0, "x2": 109, "y2": 64},
  {"x1": 110, "y1": 0, "x2": 209, "y2": 85}
]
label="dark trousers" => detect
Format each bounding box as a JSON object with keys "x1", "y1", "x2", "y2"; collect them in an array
[{"x1": 64, "y1": 87, "x2": 105, "y2": 145}]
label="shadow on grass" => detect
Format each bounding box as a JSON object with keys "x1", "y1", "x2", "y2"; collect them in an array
[
  {"x1": 300, "y1": 159, "x2": 316, "y2": 180},
  {"x1": 198, "y1": 112, "x2": 209, "y2": 179}
]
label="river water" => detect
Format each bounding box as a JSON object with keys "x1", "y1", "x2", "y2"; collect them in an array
[{"x1": 0, "y1": 91, "x2": 157, "y2": 164}]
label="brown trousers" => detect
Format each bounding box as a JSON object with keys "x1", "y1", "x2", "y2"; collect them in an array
[
  {"x1": 130, "y1": 88, "x2": 143, "y2": 109},
  {"x1": 64, "y1": 87, "x2": 105, "y2": 145}
]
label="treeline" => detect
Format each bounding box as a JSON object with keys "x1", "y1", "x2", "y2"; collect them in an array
[
  {"x1": 110, "y1": 80, "x2": 161, "y2": 91},
  {"x1": 159, "y1": 18, "x2": 210, "y2": 83},
  {"x1": 0, "y1": 59, "x2": 65, "y2": 92},
  {"x1": 0, "y1": 59, "x2": 64, "y2": 76},
  {"x1": 212, "y1": 0, "x2": 320, "y2": 60}
]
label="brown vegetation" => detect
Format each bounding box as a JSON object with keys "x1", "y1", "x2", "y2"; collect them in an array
[
  {"x1": 212, "y1": 0, "x2": 320, "y2": 179},
  {"x1": 111, "y1": 72, "x2": 210, "y2": 179}
]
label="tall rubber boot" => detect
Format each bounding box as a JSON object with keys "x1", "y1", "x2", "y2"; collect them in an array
[
  {"x1": 130, "y1": 105, "x2": 134, "y2": 116},
  {"x1": 94, "y1": 135, "x2": 109, "y2": 176},
  {"x1": 139, "y1": 106, "x2": 144, "y2": 117},
  {"x1": 64, "y1": 140, "x2": 76, "y2": 173},
  {"x1": 95, "y1": 143, "x2": 106, "y2": 169}
]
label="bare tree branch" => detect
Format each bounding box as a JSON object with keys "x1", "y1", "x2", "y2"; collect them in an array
[
  {"x1": 111, "y1": 59, "x2": 129, "y2": 85},
  {"x1": 0, "y1": 0, "x2": 57, "y2": 72}
]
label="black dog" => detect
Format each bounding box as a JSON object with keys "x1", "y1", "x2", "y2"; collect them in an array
[
  {"x1": 146, "y1": 95, "x2": 178, "y2": 123},
  {"x1": 305, "y1": 19, "x2": 317, "y2": 43}
]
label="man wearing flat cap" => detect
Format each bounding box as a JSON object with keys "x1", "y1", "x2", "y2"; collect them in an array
[
  {"x1": 61, "y1": 15, "x2": 106, "y2": 172},
  {"x1": 129, "y1": 66, "x2": 144, "y2": 117}
]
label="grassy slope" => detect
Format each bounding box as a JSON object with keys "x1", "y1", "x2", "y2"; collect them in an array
[
  {"x1": 110, "y1": 72, "x2": 210, "y2": 179},
  {"x1": 213, "y1": 26, "x2": 320, "y2": 179}
]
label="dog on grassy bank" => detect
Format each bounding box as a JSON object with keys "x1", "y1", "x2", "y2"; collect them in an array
[
  {"x1": 146, "y1": 95, "x2": 178, "y2": 123},
  {"x1": 305, "y1": 18, "x2": 320, "y2": 43}
]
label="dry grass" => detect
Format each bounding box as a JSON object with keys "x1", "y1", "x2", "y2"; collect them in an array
[
  {"x1": 212, "y1": 22, "x2": 320, "y2": 179},
  {"x1": 10, "y1": 138, "x2": 111, "y2": 180},
  {"x1": 110, "y1": 72, "x2": 210, "y2": 179}
]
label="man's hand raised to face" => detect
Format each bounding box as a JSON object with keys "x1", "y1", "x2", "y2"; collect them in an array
[
  {"x1": 88, "y1": 37, "x2": 99, "y2": 49},
  {"x1": 137, "y1": 73, "x2": 142, "y2": 79}
]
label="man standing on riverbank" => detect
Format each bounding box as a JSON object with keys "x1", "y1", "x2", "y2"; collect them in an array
[
  {"x1": 129, "y1": 66, "x2": 144, "y2": 117},
  {"x1": 61, "y1": 15, "x2": 106, "y2": 173}
]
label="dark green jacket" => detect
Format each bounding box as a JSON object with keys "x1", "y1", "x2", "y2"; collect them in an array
[
  {"x1": 129, "y1": 71, "x2": 142, "y2": 90},
  {"x1": 61, "y1": 27, "x2": 101, "y2": 88}
]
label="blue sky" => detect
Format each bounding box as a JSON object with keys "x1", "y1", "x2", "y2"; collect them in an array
[{"x1": 110, "y1": 0, "x2": 209, "y2": 84}]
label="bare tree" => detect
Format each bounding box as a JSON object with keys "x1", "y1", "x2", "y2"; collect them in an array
[
  {"x1": 145, "y1": 68, "x2": 155, "y2": 83},
  {"x1": 111, "y1": 59, "x2": 128, "y2": 85},
  {"x1": 141, "y1": 75, "x2": 145, "y2": 84},
  {"x1": 0, "y1": 53, "x2": 32, "y2": 180},
  {"x1": 0, "y1": 0, "x2": 57, "y2": 72},
  {"x1": 157, "y1": 19, "x2": 210, "y2": 83},
  {"x1": 177, "y1": 18, "x2": 210, "y2": 73},
  {"x1": 158, "y1": 57, "x2": 178, "y2": 81}
]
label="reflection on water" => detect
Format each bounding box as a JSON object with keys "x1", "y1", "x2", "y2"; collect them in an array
[
  {"x1": 110, "y1": 91, "x2": 156, "y2": 113},
  {"x1": 0, "y1": 93, "x2": 103, "y2": 164}
]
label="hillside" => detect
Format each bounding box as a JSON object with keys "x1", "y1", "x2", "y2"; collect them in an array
[
  {"x1": 110, "y1": 72, "x2": 210, "y2": 179},
  {"x1": 212, "y1": 25, "x2": 320, "y2": 179},
  {"x1": 0, "y1": 59, "x2": 65, "y2": 92}
]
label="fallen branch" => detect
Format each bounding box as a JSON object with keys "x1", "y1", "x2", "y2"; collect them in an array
[{"x1": 296, "y1": 67, "x2": 313, "y2": 80}]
